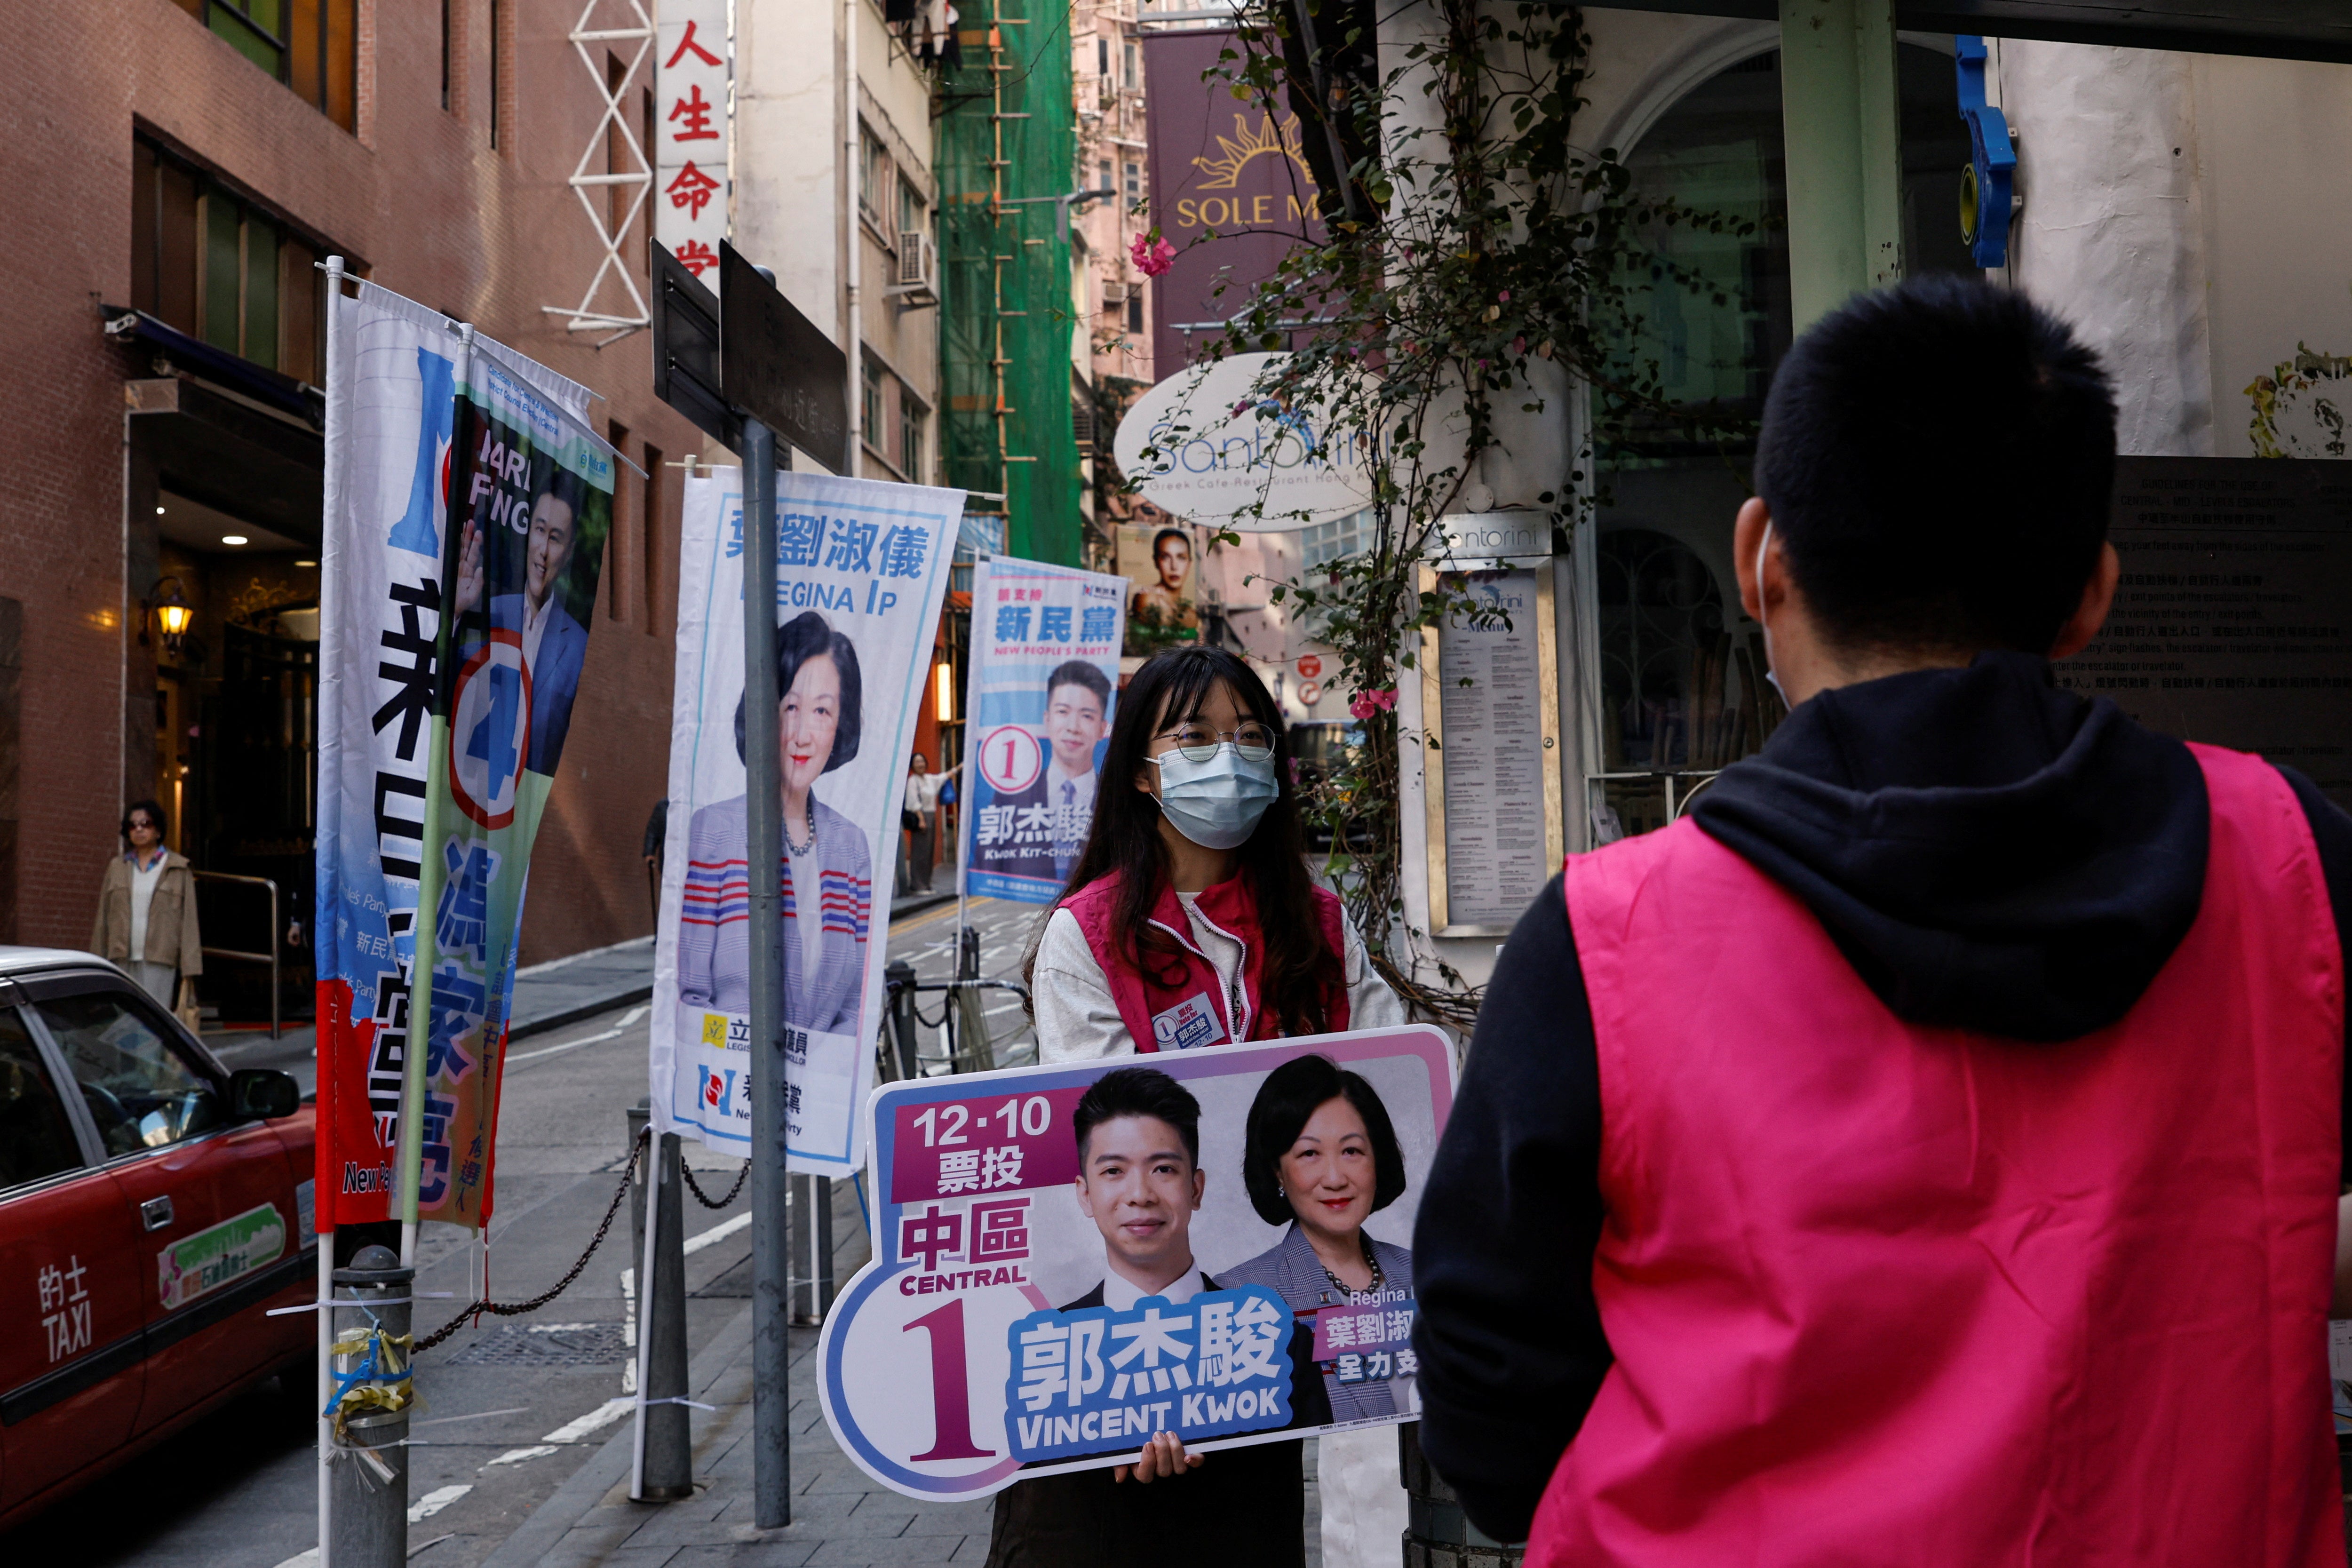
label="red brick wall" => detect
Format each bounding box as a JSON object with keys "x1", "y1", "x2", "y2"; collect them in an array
[{"x1": 0, "y1": 0, "x2": 703, "y2": 962}]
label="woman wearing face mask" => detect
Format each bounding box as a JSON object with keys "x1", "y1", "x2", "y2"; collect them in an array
[
  {"x1": 1026, "y1": 644, "x2": 1403, "y2": 1062},
  {"x1": 1005, "y1": 645, "x2": 1404, "y2": 1567}
]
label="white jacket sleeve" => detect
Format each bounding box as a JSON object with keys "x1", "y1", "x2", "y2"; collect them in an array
[
  {"x1": 1032, "y1": 907, "x2": 1136, "y2": 1062},
  {"x1": 1341, "y1": 910, "x2": 1407, "y2": 1030}
]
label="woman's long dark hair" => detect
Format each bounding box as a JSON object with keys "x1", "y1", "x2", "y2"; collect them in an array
[{"x1": 1026, "y1": 644, "x2": 1339, "y2": 1035}]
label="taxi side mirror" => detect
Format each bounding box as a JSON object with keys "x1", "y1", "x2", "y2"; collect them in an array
[{"x1": 228, "y1": 1068, "x2": 300, "y2": 1121}]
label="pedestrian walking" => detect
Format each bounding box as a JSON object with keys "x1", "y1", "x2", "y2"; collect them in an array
[
  {"x1": 1412, "y1": 275, "x2": 2352, "y2": 1565},
  {"x1": 91, "y1": 798, "x2": 203, "y2": 1016},
  {"x1": 900, "y1": 751, "x2": 949, "y2": 894}
]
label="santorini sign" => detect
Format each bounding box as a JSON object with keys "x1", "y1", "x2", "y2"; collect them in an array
[{"x1": 1112, "y1": 353, "x2": 1382, "y2": 532}]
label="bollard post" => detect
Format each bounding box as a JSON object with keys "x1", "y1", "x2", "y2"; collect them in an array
[
  {"x1": 789, "y1": 1174, "x2": 836, "y2": 1325},
  {"x1": 886, "y1": 957, "x2": 921, "y2": 1082},
  {"x1": 958, "y1": 924, "x2": 980, "y2": 982},
  {"x1": 636, "y1": 1124, "x2": 694, "y2": 1500},
  {"x1": 328, "y1": 1244, "x2": 413, "y2": 1568}
]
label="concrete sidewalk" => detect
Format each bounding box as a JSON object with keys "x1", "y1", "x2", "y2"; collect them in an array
[
  {"x1": 207, "y1": 934, "x2": 659, "y2": 1091},
  {"x1": 480, "y1": 1304, "x2": 1325, "y2": 1568}
]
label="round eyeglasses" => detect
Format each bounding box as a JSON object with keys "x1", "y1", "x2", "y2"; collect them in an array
[{"x1": 1152, "y1": 722, "x2": 1278, "y2": 764}]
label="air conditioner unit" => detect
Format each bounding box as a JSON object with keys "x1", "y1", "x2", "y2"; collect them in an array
[{"x1": 889, "y1": 232, "x2": 939, "y2": 305}]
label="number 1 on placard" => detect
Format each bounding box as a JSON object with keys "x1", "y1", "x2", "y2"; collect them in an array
[{"x1": 904, "y1": 1298, "x2": 996, "y2": 1462}]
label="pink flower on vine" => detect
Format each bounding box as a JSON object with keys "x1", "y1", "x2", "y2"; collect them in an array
[
  {"x1": 1349, "y1": 687, "x2": 1398, "y2": 720},
  {"x1": 1131, "y1": 231, "x2": 1176, "y2": 277}
]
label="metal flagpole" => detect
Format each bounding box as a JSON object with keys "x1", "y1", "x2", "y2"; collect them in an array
[
  {"x1": 740, "y1": 422, "x2": 793, "y2": 1528},
  {"x1": 315, "y1": 250, "x2": 349, "y2": 1568}
]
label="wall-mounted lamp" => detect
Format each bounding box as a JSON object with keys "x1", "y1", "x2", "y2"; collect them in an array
[
  {"x1": 143, "y1": 577, "x2": 194, "y2": 661},
  {"x1": 934, "y1": 662, "x2": 956, "y2": 724}
]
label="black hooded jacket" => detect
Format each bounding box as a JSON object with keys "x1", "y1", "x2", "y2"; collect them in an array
[{"x1": 1410, "y1": 653, "x2": 2352, "y2": 1544}]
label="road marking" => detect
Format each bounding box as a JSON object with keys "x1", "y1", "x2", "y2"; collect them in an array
[
  {"x1": 412, "y1": 1406, "x2": 532, "y2": 1428},
  {"x1": 505, "y1": 1004, "x2": 650, "y2": 1067},
  {"x1": 485, "y1": 1444, "x2": 560, "y2": 1466},
  {"x1": 542, "y1": 1395, "x2": 636, "y2": 1443},
  {"x1": 270, "y1": 1488, "x2": 474, "y2": 1567},
  {"x1": 411, "y1": 1485, "x2": 472, "y2": 1520},
  {"x1": 685, "y1": 1210, "x2": 753, "y2": 1256}
]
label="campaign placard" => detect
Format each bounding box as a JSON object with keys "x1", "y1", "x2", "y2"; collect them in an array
[
  {"x1": 650, "y1": 469, "x2": 964, "y2": 1173},
  {"x1": 958, "y1": 556, "x2": 1127, "y2": 904},
  {"x1": 816, "y1": 1028, "x2": 1454, "y2": 1501}
]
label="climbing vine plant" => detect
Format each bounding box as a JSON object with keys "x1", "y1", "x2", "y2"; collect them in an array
[{"x1": 1133, "y1": 0, "x2": 1756, "y2": 1022}]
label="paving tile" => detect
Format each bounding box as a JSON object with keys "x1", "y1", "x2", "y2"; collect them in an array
[
  {"x1": 896, "y1": 1502, "x2": 994, "y2": 1537},
  {"x1": 802, "y1": 1536, "x2": 967, "y2": 1568},
  {"x1": 666, "y1": 1543, "x2": 821, "y2": 1568}
]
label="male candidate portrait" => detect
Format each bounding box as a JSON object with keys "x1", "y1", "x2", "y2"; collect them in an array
[
  {"x1": 453, "y1": 468, "x2": 590, "y2": 774},
  {"x1": 984, "y1": 660, "x2": 1112, "y2": 886},
  {"x1": 983, "y1": 1065, "x2": 1326, "y2": 1568}
]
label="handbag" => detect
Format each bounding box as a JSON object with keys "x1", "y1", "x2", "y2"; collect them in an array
[
  {"x1": 174, "y1": 975, "x2": 203, "y2": 1035},
  {"x1": 902, "y1": 807, "x2": 923, "y2": 832}
]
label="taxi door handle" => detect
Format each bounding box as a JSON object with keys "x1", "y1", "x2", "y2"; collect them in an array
[{"x1": 141, "y1": 1196, "x2": 175, "y2": 1232}]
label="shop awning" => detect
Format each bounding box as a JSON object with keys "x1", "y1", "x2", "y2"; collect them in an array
[{"x1": 1599, "y1": 0, "x2": 2352, "y2": 65}]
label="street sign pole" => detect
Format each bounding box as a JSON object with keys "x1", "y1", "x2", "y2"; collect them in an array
[
  {"x1": 739, "y1": 417, "x2": 793, "y2": 1529},
  {"x1": 654, "y1": 241, "x2": 844, "y2": 1530}
]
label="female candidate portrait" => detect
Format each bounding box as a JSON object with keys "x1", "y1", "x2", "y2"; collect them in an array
[
  {"x1": 1221, "y1": 1053, "x2": 1416, "y2": 1418},
  {"x1": 677, "y1": 610, "x2": 873, "y2": 1036},
  {"x1": 1006, "y1": 643, "x2": 1405, "y2": 1568}
]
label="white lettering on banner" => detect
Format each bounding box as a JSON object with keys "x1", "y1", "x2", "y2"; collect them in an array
[{"x1": 655, "y1": 0, "x2": 729, "y2": 275}]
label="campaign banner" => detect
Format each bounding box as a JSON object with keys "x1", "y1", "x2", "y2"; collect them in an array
[
  {"x1": 816, "y1": 1027, "x2": 1454, "y2": 1500},
  {"x1": 652, "y1": 470, "x2": 964, "y2": 1172},
  {"x1": 401, "y1": 347, "x2": 616, "y2": 1227},
  {"x1": 314, "y1": 281, "x2": 598, "y2": 1231},
  {"x1": 958, "y1": 557, "x2": 1127, "y2": 904}
]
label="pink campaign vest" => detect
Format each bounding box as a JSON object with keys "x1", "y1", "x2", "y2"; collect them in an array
[
  {"x1": 1536, "y1": 743, "x2": 2344, "y2": 1567},
  {"x1": 1063, "y1": 872, "x2": 1350, "y2": 1051}
]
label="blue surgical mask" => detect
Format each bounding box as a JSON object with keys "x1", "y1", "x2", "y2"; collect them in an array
[{"x1": 1151, "y1": 743, "x2": 1280, "y2": 851}]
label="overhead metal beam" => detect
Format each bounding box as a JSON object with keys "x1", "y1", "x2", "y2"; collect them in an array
[{"x1": 1589, "y1": 0, "x2": 2352, "y2": 65}]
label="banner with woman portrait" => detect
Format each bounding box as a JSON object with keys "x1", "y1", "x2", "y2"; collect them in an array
[
  {"x1": 958, "y1": 555, "x2": 1127, "y2": 904},
  {"x1": 815, "y1": 1027, "x2": 1453, "y2": 1499},
  {"x1": 651, "y1": 469, "x2": 964, "y2": 1173}
]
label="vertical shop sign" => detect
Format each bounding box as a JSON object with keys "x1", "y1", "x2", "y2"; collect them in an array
[
  {"x1": 656, "y1": 0, "x2": 731, "y2": 278},
  {"x1": 957, "y1": 556, "x2": 1128, "y2": 904},
  {"x1": 651, "y1": 469, "x2": 964, "y2": 1172}
]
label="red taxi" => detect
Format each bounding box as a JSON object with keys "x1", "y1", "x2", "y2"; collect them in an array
[{"x1": 0, "y1": 946, "x2": 312, "y2": 1527}]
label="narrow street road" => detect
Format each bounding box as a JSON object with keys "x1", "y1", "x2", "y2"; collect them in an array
[{"x1": 1, "y1": 898, "x2": 1054, "y2": 1568}]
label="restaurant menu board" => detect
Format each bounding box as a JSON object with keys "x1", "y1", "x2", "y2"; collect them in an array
[
  {"x1": 1435, "y1": 569, "x2": 1552, "y2": 926},
  {"x1": 2062, "y1": 458, "x2": 2352, "y2": 810}
]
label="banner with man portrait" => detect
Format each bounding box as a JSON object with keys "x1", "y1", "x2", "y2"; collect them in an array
[
  {"x1": 816, "y1": 1027, "x2": 1452, "y2": 1500},
  {"x1": 958, "y1": 556, "x2": 1127, "y2": 905},
  {"x1": 314, "y1": 280, "x2": 604, "y2": 1233},
  {"x1": 651, "y1": 469, "x2": 964, "y2": 1173}
]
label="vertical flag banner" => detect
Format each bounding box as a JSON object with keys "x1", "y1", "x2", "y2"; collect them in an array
[
  {"x1": 315, "y1": 278, "x2": 601, "y2": 1234},
  {"x1": 402, "y1": 345, "x2": 616, "y2": 1228},
  {"x1": 958, "y1": 557, "x2": 1128, "y2": 904},
  {"x1": 655, "y1": 0, "x2": 731, "y2": 279},
  {"x1": 652, "y1": 469, "x2": 964, "y2": 1173}
]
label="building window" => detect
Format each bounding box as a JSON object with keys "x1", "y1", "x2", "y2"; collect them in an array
[
  {"x1": 1098, "y1": 160, "x2": 1114, "y2": 198},
  {"x1": 1123, "y1": 159, "x2": 1142, "y2": 206},
  {"x1": 132, "y1": 137, "x2": 329, "y2": 383},
  {"x1": 1123, "y1": 39, "x2": 1137, "y2": 88},
  {"x1": 898, "y1": 179, "x2": 925, "y2": 245},
  {"x1": 1127, "y1": 294, "x2": 1144, "y2": 334},
  {"x1": 1097, "y1": 37, "x2": 1110, "y2": 78},
  {"x1": 900, "y1": 398, "x2": 926, "y2": 479},
  {"x1": 172, "y1": 0, "x2": 357, "y2": 131},
  {"x1": 860, "y1": 131, "x2": 890, "y2": 227},
  {"x1": 1302, "y1": 509, "x2": 1377, "y2": 572},
  {"x1": 862, "y1": 359, "x2": 886, "y2": 455}
]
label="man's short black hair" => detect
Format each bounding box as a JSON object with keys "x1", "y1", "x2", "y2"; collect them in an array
[
  {"x1": 1045, "y1": 659, "x2": 1112, "y2": 709},
  {"x1": 1240, "y1": 1054, "x2": 1406, "y2": 1226},
  {"x1": 1073, "y1": 1065, "x2": 1201, "y2": 1168},
  {"x1": 1755, "y1": 275, "x2": 2118, "y2": 657}
]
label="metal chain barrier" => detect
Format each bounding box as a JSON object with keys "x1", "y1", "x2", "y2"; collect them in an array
[
  {"x1": 415, "y1": 1127, "x2": 648, "y2": 1353},
  {"x1": 681, "y1": 1159, "x2": 749, "y2": 1210}
]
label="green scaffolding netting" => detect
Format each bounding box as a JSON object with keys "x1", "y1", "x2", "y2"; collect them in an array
[{"x1": 938, "y1": 0, "x2": 1082, "y2": 565}]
